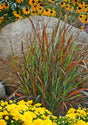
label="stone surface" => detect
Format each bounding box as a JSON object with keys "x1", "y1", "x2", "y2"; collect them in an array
[
  {"x1": 0, "y1": 16, "x2": 88, "y2": 58},
  {"x1": 0, "y1": 81, "x2": 6, "y2": 99}
]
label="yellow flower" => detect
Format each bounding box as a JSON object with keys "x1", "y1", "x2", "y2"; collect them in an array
[
  {"x1": 31, "y1": 4, "x2": 39, "y2": 11},
  {"x1": 65, "y1": 4, "x2": 71, "y2": 10},
  {"x1": 3, "y1": 3, "x2": 9, "y2": 9},
  {"x1": 15, "y1": 16, "x2": 23, "y2": 21},
  {"x1": 31, "y1": 10, "x2": 37, "y2": 16},
  {"x1": 0, "y1": 106, "x2": 2, "y2": 111},
  {"x1": 0, "y1": 119, "x2": 6, "y2": 125},
  {"x1": 81, "y1": 18, "x2": 88, "y2": 24},
  {"x1": 59, "y1": 2, "x2": 65, "y2": 7},
  {"x1": 5, "y1": 116, "x2": 9, "y2": 120},
  {"x1": 37, "y1": 6, "x2": 44, "y2": 15},
  {"x1": 76, "y1": 6, "x2": 83, "y2": 13},
  {"x1": 43, "y1": 8, "x2": 51, "y2": 16},
  {"x1": 78, "y1": 2, "x2": 85, "y2": 7},
  {"x1": 22, "y1": 8, "x2": 30, "y2": 15},
  {"x1": 9, "y1": 100, "x2": 13, "y2": 104},
  {"x1": 48, "y1": 0, "x2": 55, "y2": 3},
  {"x1": 16, "y1": 0, "x2": 23, "y2": 4},
  {"x1": 71, "y1": 0, "x2": 79, "y2": 6},
  {"x1": 33, "y1": 118, "x2": 44, "y2": 125},
  {"x1": 26, "y1": 100, "x2": 33, "y2": 105},
  {"x1": 29, "y1": 0, "x2": 37, "y2": 6},
  {"x1": 1, "y1": 102, "x2": 5, "y2": 107},
  {"x1": 79, "y1": 14, "x2": 86, "y2": 21},
  {"x1": 75, "y1": 120, "x2": 88, "y2": 125},
  {"x1": 0, "y1": 4, "x2": 3, "y2": 12},
  {"x1": 49, "y1": 9, "x2": 56, "y2": 17}
]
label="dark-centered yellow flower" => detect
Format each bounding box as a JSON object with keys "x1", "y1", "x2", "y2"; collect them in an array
[
  {"x1": 37, "y1": 6, "x2": 43, "y2": 15},
  {"x1": 81, "y1": 18, "x2": 88, "y2": 24},
  {"x1": 49, "y1": 9, "x2": 56, "y2": 17},
  {"x1": 13, "y1": 11, "x2": 21, "y2": 17},
  {"x1": 59, "y1": 2, "x2": 65, "y2": 7},
  {"x1": 22, "y1": 8, "x2": 30, "y2": 15},
  {"x1": 16, "y1": 0, "x2": 23, "y2": 4},
  {"x1": 79, "y1": 14, "x2": 86, "y2": 21},
  {"x1": 78, "y1": 2, "x2": 85, "y2": 7},
  {"x1": 65, "y1": 4, "x2": 71, "y2": 10},
  {"x1": 76, "y1": 6, "x2": 83, "y2": 13},
  {"x1": 43, "y1": 8, "x2": 50, "y2": 16},
  {"x1": 29, "y1": 0, "x2": 37, "y2": 6},
  {"x1": 31, "y1": 10, "x2": 37, "y2": 16},
  {"x1": 3, "y1": 3, "x2": 9, "y2": 9},
  {"x1": 72, "y1": 0, "x2": 79, "y2": 6}
]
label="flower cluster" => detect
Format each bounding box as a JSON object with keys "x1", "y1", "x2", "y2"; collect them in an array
[
  {"x1": 0, "y1": 100, "x2": 57, "y2": 125},
  {"x1": 60, "y1": 0, "x2": 88, "y2": 27},
  {"x1": 0, "y1": 0, "x2": 88, "y2": 30},
  {"x1": 57, "y1": 107, "x2": 88, "y2": 125},
  {"x1": 66, "y1": 107, "x2": 88, "y2": 125},
  {"x1": 0, "y1": 0, "x2": 56, "y2": 28}
]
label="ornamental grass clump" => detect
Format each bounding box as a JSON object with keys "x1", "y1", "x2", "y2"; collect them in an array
[
  {"x1": 0, "y1": 100, "x2": 57, "y2": 125},
  {"x1": 9, "y1": 16, "x2": 88, "y2": 116}
]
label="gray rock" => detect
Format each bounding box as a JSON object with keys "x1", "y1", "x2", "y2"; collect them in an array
[
  {"x1": 0, "y1": 16, "x2": 88, "y2": 58},
  {"x1": 0, "y1": 81, "x2": 6, "y2": 99}
]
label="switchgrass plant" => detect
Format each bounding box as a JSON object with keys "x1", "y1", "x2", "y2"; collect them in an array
[{"x1": 9, "y1": 15, "x2": 88, "y2": 116}]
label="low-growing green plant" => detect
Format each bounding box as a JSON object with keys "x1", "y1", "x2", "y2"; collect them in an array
[{"x1": 9, "y1": 15, "x2": 88, "y2": 116}]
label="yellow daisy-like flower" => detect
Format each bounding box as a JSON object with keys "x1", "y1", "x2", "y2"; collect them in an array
[
  {"x1": 81, "y1": 18, "x2": 88, "y2": 24},
  {"x1": 31, "y1": 10, "x2": 37, "y2": 16},
  {"x1": 13, "y1": 11, "x2": 21, "y2": 18},
  {"x1": 78, "y1": 2, "x2": 85, "y2": 7},
  {"x1": 79, "y1": 14, "x2": 86, "y2": 21},
  {"x1": 43, "y1": 8, "x2": 50, "y2": 16},
  {"x1": 65, "y1": 4, "x2": 71, "y2": 10},
  {"x1": 76, "y1": 6, "x2": 83, "y2": 13},
  {"x1": 69, "y1": 6, "x2": 74, "y2": 11},
  {"x1": 22, "y1": 8, "x2": 30, "y2": 15},
  {"x1": 16, "y1": 0, "x2": 23, "y2": 4},
  {"x1": 83, "y1": 6, "x2": 88, "y2": 13},
  {"x1": 3, "y1": 3, "x2": 9, "y2": 9},
  {"x1": 29, "y1": 0, "x2": 37, "y2": 6},
  {"x1": 37, "y1": 6, "x2": 44, "y2": 15},
  {"x1": 59, "y1": 2, "x2": 65, "y2": 8},
  {"x1": 49, "y1": 9, "x2": 56, "y2": 17},
  {"x1": 71, "y1": 0, "x2": 79, "y2": 6},
  {"x1": 48, "y1": 0, "x2": 55, "y2": 3}
]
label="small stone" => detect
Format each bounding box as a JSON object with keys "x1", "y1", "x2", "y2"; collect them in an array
[{"x1": 0, "y1": 81, "x2": 6, "y2": 99}]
